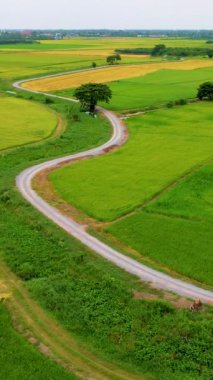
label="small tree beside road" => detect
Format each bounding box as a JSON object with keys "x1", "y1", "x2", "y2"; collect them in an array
[{"x1": 74, "y1": 83, "x2": 112, "y2": 115}]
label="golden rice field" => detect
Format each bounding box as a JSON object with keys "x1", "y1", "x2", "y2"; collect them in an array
[{"x1": 23, "y1": 59, "x2": 213, "y2": 92}]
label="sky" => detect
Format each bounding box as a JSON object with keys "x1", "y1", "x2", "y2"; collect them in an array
[{"x1": 0, "y1": 0, "x2": 212, "y2": 30}]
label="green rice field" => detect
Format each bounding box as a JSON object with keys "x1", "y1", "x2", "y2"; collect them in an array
[
  {"x1": 50, "y1": 102, "x2": 213, "y2": 221},
  {"x1": 0, "y1": 97, "x2": 57, "y2": 150},
  {"x1": 55, "y1": 66, "x2": 213, "y2": 112},
  {"x1": 50, "y1": 102, "x2": 213, "y2": 285},
  {"x1": 106, "y1": 162, "x2": 213, "y2": 286}
]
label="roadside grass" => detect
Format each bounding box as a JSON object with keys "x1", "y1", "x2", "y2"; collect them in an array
[
  {"x1": 0, "y1": 94, "x2": 212, "y2": 379},
  {"x1": 49, "y1": 102, "x2": 213, "y2": 222},
  {"x1": 22, "y1": 59, "x2": 213, "y2": 92},
  {"x1": 0, "y1": 97, "x2": 57, "y2": 150},
  {"x1": 0, "y1": 303, "x2": 78, "y2": 380}
]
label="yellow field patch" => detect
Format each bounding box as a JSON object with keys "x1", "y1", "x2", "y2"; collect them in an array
[{"x1": 23, "y1": 60, "x2": 213, "y2": 92}]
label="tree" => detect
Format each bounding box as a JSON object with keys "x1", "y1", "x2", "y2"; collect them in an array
[
  {"x1": 106, "y1": 54, "x2": 122, "y2": 65},
  {"x1": 115, "y1": 53, "x2": 121, "y2": 62},
  {"x1": 151, "y1": 44, "x2": 166, "y2": 56},
  {"x1": 197, "y1": 82, "x2": 213, "y2": 101},
  {"x1": 207, "y1": 50, "x2": 213, "y2": 58},
  {"x1": 92, "y1": 62, "x2": 97, "y2": 68},
  {"x1": 74, "y1": 83, "x2": 112, "y2": 115}
]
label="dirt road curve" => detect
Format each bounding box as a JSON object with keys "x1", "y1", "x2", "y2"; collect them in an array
[{"x1": 14, "y1": 73, "x2": 213, "y2": 305}]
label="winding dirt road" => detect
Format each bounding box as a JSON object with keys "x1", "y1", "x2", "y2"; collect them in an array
[{"x1": 13, "y1": 72, "x2": 213, "y2": 304}]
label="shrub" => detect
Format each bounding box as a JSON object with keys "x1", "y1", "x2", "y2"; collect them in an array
[
  {"x1": 43, "y1": 97, "x2": 54, "y2": 104},
  {"x1": 167, "y1": 101, "x2": 175, "y2": 108}
]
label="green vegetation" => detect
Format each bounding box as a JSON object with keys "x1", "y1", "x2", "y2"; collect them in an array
[
  {"x1": 198, "y1": 82, "x2": 213, "y2": 100},
  {"x1": 0, "y1": 37, "x2": 211, "y2": 51},
  {"x1": 103, "y1": 66, "x2": 213, "y2": 111},
  {"x1": 0, "y1": 303, "x2": 78, "y2": 379},
  {"x1": 147, "y1": 162, "x2": 213, "y2": 221},
  {"x1": 0, "y1": 97, "x2": 57, "y2": 150},
  {"x1": 55, "y1": 66, "x2": 213, "y2": 112},
  {"x1": 50, "y1": 102, "x2": 213, "y2": 221},
  {"x1": 116, "y1": 44, "x2": 213, "y2": 58},
  {"x1": 106, "y1": 209, "x2": 213, "y2": 286},
  {"x1": 0, "y1": 51, "x2": 105, "y2": 80},
  {"x1": 106, "y1": 162, "x2": 213, "y2": 286},
  {"x1": 74, "y1": 83, "x2": 112, "y2": 114},
  {"x1": 106, "y1": 54, "x2": 122, "y2": 65},
  {"x1": 0, "y1": 37, "x2": 212, "y2": 81},
  {"x1": 0, "y1": 36, "x2": 213, "y2": 379},
  {"x1": 0, "y1": 93, "x2": 212, "y2": 380}
]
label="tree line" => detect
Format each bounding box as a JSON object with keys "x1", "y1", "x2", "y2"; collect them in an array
[{"x1": 116, "y1": 44, "x2": 213, "y2": 58}]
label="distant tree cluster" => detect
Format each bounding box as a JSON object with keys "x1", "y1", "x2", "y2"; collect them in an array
[
  {"x1": 197, "y1": 82, "x2": 213, "y2": 101},
  {"x1": 62, "y1": 29, "x2": 213, "y2": 39},
  {"x1": 0, "y1": 31, "x2": 34, "y2": 44},
  {"x1": 116, "y1": 45, "x2": 213, "y2": 58}
]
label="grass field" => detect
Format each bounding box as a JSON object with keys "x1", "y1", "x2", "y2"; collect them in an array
[
  {"x1": 1, "y1": 36, "x2": 211, "y2": 81},
  {"x1": 0, "y1": 37, "x2": 210, "y2": 51},
  {"x1": 0, "y1": 84, "x2": 212, "y2": 380},
  {"x1": 0, "y1": 97, "x2": 57, "y2": 150},
  {"x1": 0, "y1": 36, "x2": 213, "y2": 379},
  {"x1": 106, "y1": 161, "x2": 213, "y2": 286},
  {"x1": 50, "y1": 102, "x2": 213, "y2": 221},
  {"x1": 0, "y1": 50, "x2": 155, "y2": 80},
  {"x1": 106, "y1": 209, "x2": 213, "y2": 286},
  {"x1": 23, "y1": 59, "x2": 213, "y2": 92},
  {"x1": 0, "y1": 303, "x2": 78, "y2": 380},
  {"x1": 147, "y1": 161, "x2": 213, "y2": 221},
  {"x1": 0, "y1": 90, "x2": 212, "y2": 379},
  {"x1": 55, "y1": 66, "x2": 213, "y2": 112}
]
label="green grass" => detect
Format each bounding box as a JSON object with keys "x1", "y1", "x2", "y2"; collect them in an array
[
  {"x1": 0, "y1": 93, "x2": 212, "y2": 380},
  {"x1": 147, "y1": 161, "x2": 213, "y2": 221},
  {"x1": 104, "y1": 66, "x2": 213, "y2": 111},
  {"x1": 0, "y1": 37, "x2": 211, "y2": 81},
  {"x1": 49, "y1": 102, "x2": 213, "y2": 221},
  {"x1": 0, "y1": 303, "x2": 78, "y2": 379},
  {"x1": 106, "y1": 210, "x2": 213, "y2": 286},
  {"x1": 0, "y1": 51, "x2": 106, "y2": 80},
  {"x1": 55, "y1": 66, "x2": 213, "y2": 112},
  {"x1": 0, "y1": 52, "x2": 160, "y2": 81},
  {"x1": 104, "y1": 162, "x2": 213, "y2": 286},
  {"x1": 0, "y1": 97, "x2": 57, "y2": 150}
]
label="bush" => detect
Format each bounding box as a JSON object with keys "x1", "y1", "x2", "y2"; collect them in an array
[
  {"x1": 43, "y1": 97, "x2": 54, "y2": 104},
  {"x1": 167, "y1": 101, "x2": 175, "y2": 108},
  {"x1": 176, "y1": 99, "x2": 188, "y2": 106},
  {"x1": 18, "y1": 262, "x2": 36, "y2": 281}
]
